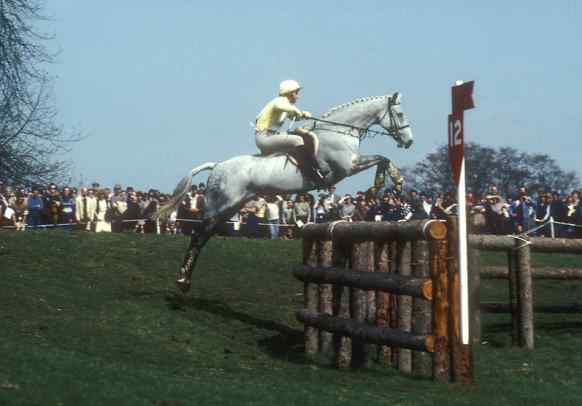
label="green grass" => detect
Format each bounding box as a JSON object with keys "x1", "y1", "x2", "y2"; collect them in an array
[{"x1": 1, "y1": 231, "x2": 582, "y2": 405}]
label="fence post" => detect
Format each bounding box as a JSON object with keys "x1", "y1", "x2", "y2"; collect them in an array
[
  {"x1": 397, "y1": 241, "x2": 413, "y2": 374},
  {"x1": 319, "y1": 240, "x2": 334, "y2": 354},
  {"x1": 333, "y1": 242, "x2": 352, "y2": 369},
  {"x1": 516, "y1": 236, "x2": 534, "y2": 349},
  {"x1": 303, "y1": 238, "x2": 319, "y2": 355},
  {"x1": 508, "y1": 248, "x2": 520, "y2": 345},
  {"x1": 411, "y1": 240, "x2": 432, "y2": 377},
  {"x1": 431, "y1": 237, "x2": 450, "y2": 382},
  {"x1": 350, "y1": 241, "x2": 370, "y2": 368},
  {"x1": 375, "y1": 241, "x2": 392, "y2": 365}
]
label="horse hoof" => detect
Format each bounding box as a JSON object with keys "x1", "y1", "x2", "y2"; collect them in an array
[{"x1": 176, "y1": 278, "x2": 192, "y2": 293}]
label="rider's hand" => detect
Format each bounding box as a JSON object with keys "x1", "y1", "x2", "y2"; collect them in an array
[{"x1": 301, "y1": 111, "x2": 312, "y2": 119}]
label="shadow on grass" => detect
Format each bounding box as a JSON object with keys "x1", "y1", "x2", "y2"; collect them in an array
[{"x1": 165, "y1": 293, "x2": 307, "y2": 364}]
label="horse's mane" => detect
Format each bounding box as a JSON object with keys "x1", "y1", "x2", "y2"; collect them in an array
[{"x1": 321, "y1": 95, "x2": 390, "y2": 119}]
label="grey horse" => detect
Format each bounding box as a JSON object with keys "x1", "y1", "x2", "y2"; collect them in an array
[{"x1": 157, "y1": 92, "x2": 413, "y2": 292}]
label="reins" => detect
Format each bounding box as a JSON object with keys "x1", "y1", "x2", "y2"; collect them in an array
[{"x1": 308, "y1": 97, "x2": 410, "y2": 141}]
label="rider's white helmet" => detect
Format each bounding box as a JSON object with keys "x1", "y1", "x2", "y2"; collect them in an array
[{"x1": 279, "y1": 80, "x2": 302, "y2": 96}]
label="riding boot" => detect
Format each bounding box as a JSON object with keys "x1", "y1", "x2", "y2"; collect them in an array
[{"x1": 292, "y1": 146, "x2": 326, "y2": 187}]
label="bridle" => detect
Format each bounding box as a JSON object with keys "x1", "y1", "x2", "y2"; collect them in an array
[{"x1": 309, "y1": 95, "x2": 409, "y2": 142}]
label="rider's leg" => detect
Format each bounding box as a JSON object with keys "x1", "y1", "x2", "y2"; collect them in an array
[
  {"x1": 255, "y1": 131, "x2": 304, "y2": 155},
  {"x1": 255, "y1": 129, "x2": 325, "y2": 185},
  {"x1": 290, "y1": 129, "x2": 325, "y2": 184}
]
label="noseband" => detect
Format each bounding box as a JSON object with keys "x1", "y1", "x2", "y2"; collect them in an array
[{"x1": 379, "y1": 96, "x2": 411, "y2": 137}]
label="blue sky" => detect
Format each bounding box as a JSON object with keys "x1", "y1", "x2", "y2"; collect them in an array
[{"x1": 46, "y1": 1, "x2": 581, "y2": 194}]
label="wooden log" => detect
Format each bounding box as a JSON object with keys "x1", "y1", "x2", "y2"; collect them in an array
[
  {"x1": 467, "y1": 214, "x2": 481, "y2": 344},
  {"x1": 528, "y1": 237, "x2": 582, "y2": 253},
  {"x1": 332, "y1": 243, "x2": 351, "y2": 369},
  {"x1": 350, "y1": 241, "x2": 369, "y2": 368},
  {"x1": 318, "y1": 240, "x2": 334, "y2": 355},
  {"x1": 303, "y1": 238, "x2": 319, "y2": 355},
  {"x1": 470, "y1": 234, "x2": 582, "y2": 254},
  {"x1": 481, "y1": 302, "x2": 582, "y2": 314},
  {"x1": 411, "y1": 240, "x2": 432, "y2": 377},
  {"x1": 389, "y1": 242, "x2": 400, "y2": 367},
  {"x1": 481, "y1": 266, "x2": 582, "y2": 280},
  {"x1": 293, "y1": 267, "x2": 432, "y2": 300},
  {"x1": 508, "y1": 249, "x2": 520, "y2": 346},
  {"x1": 375, "y1": 241, "x2": 392, "y2": 364},
  {"x1": 516, "y1": 237, "x2": 534, "y2": 350},
  {"x1": 397, "y1": 241, "x2": 413, "y2": 374},
  {"x1": 296, "y1": 310, "x2": 434, "y2": 353},
  {"x1": 365, "y1": 241, "x2": 376, "y2": 325},
  {"x1": 431, "y1": 239, "x2": 450, "y2": 383},
  {"x1": 302, "y1": 220, "x2": 447, "y2": 243},
  {"x1": 469, "y1": 234, "x2": 515, "y2": 251}
]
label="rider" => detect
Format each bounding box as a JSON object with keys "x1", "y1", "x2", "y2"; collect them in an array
[{"x1": 255, "y1": 80, "x2": 325, "y2": 185}]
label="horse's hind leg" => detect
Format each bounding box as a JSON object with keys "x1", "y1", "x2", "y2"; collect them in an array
[{"x1": 176, "y1": 217, "x2": 218, "y2": 293}]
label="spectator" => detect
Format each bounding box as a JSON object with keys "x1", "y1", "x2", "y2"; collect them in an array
[
  {"x1": 265, "y1": 195, "x2": 281, "y2": 240},
  {"x1": 60, "y1": 186, "x2": 76, "y2": 225},
  {"x1": 338, "y1": 195, "x2": 356, "y2": 221},
  {"x1": 281, "y1": 199, "x2": 296, "y2": 239},
  {"x1": 564, "y1": 195, "x2": 578, "y2": 238},
  {"x1": 142, "y1": 189, "x2": 159, "y2": 234},
  {"x1": 352, "y1": 199, "x2": 369, "y2": 222},
  {"x1": 324, "y1": 186, "x2": 341, "y2": 220},
  {"x1": 27, "y1": 187, "x2": 44, "y2": 228},
  {"x1": 293, "y1": 194, "x2": 311, "y2": 228},
  {"x1": 12, "y1": 192, "x2": 27, "y2": 231},
  {"x1": 44, "y1": 184, "x2": 61, "y2": 226},
  {"x1": 110, "y1": 184, "x2": 126, "y2": 232},
  {"x1": 549, "y1": 191, "x2": 567, "y2": 237},
  {"x1": 94, "y1": 189, "x2": 112, "y2": 233},
  {"x1": 313, "y1": 193, "x2": 329, "y2": 223},
  {"x1": 125, "y1": 191, "x2": 141, "y2": 232},
  {"x1": 534, "y1": 193, "x2": 551, "y2": 236}
]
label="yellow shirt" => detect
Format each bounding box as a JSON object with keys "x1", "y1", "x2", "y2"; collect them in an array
[{"x1": 255, "y1": 96, "x2": 303, "y2": 132}]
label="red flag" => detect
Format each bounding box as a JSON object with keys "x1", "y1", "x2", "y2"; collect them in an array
[{"x1": 452, "y1": 81, "x2": 475, "y2": 114}]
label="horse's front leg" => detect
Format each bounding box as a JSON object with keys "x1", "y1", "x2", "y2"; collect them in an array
[{"x1": 352, "y1": 154, "x2": 404, "y2": 192}]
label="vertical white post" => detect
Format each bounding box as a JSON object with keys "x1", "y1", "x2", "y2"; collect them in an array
[
  {"x1": 550, "y1": 217, "x2": 555, "y2": 239},
  {"x1": 457, "y1": 159, "x2": 470, "y2": 345}
]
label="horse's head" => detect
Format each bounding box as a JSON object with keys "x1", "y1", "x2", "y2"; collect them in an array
[{"x1": 377, "y1": 92, "x2": 413, "y2": 149}]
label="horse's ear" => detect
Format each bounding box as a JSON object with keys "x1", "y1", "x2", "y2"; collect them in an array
[{"x1": 392, "y1": 92, "x2": 402, "y2": 104}]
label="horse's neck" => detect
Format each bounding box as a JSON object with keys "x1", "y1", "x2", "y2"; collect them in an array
[
  {"x1": 322, "y1": 97, "x2": 386, "y2": 128},
  {"x1": 315, "y1": 97, "x2": 386, "y2": 145}
]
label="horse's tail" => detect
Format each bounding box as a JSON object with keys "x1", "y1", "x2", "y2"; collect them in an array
[{"x1": 155, "y1": 162, "x2": 216, "y2": 220}]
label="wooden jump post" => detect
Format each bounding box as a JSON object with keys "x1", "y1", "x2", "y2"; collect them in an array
[
  {"x1": 295, "y1": 219, "x2": 473, "y2": 383},
  {"x1": 469, "y1": 234, "x2": 582, "y2": 349}
]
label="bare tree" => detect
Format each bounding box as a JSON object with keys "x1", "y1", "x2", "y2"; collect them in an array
[{"x1": 0, "y1": 0, "x2": 77, "y2": 186}]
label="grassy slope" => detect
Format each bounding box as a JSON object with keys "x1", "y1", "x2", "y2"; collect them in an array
[{"x1": 0, "y1": 231, "x2": 581, "y2": 405}]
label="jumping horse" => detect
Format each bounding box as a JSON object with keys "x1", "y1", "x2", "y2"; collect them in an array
[{"x1": 157, "y1": 92, "x2": 413, "y2": 292}]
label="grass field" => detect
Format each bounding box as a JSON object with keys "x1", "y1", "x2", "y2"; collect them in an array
[{"x1": 1, "y1": 230, "x2": 582, "y2": 405}]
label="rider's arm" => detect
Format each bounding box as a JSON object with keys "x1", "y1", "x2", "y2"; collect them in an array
[{"x1": 273, "y1": 97, "x2": 305, "y2": 118}]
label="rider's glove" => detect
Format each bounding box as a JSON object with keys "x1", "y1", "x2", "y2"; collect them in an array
[{"x1": 301, "y1": 111, "x2": 312, "y2": 119}]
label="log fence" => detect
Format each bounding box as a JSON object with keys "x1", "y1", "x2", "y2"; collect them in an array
[
  {"x1": 294, "y1": 219, "x2": 473, "y2": 383},
  {"x1": 469, "y1": 234, "x2": 582, "y2": 349}
]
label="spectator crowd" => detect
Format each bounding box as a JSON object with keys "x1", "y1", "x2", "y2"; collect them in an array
[{"x1": 1, "y1": 181, "x2": 582, "y2": 239}]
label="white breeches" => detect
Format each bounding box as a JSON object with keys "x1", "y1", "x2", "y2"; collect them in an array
[{"x1": 255, "y1": 131, "x2": 304, "y2": 155}]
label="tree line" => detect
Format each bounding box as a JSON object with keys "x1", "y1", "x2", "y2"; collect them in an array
[{"x1": 402, "y1": 143, "x2": 580, "y2": 196}]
